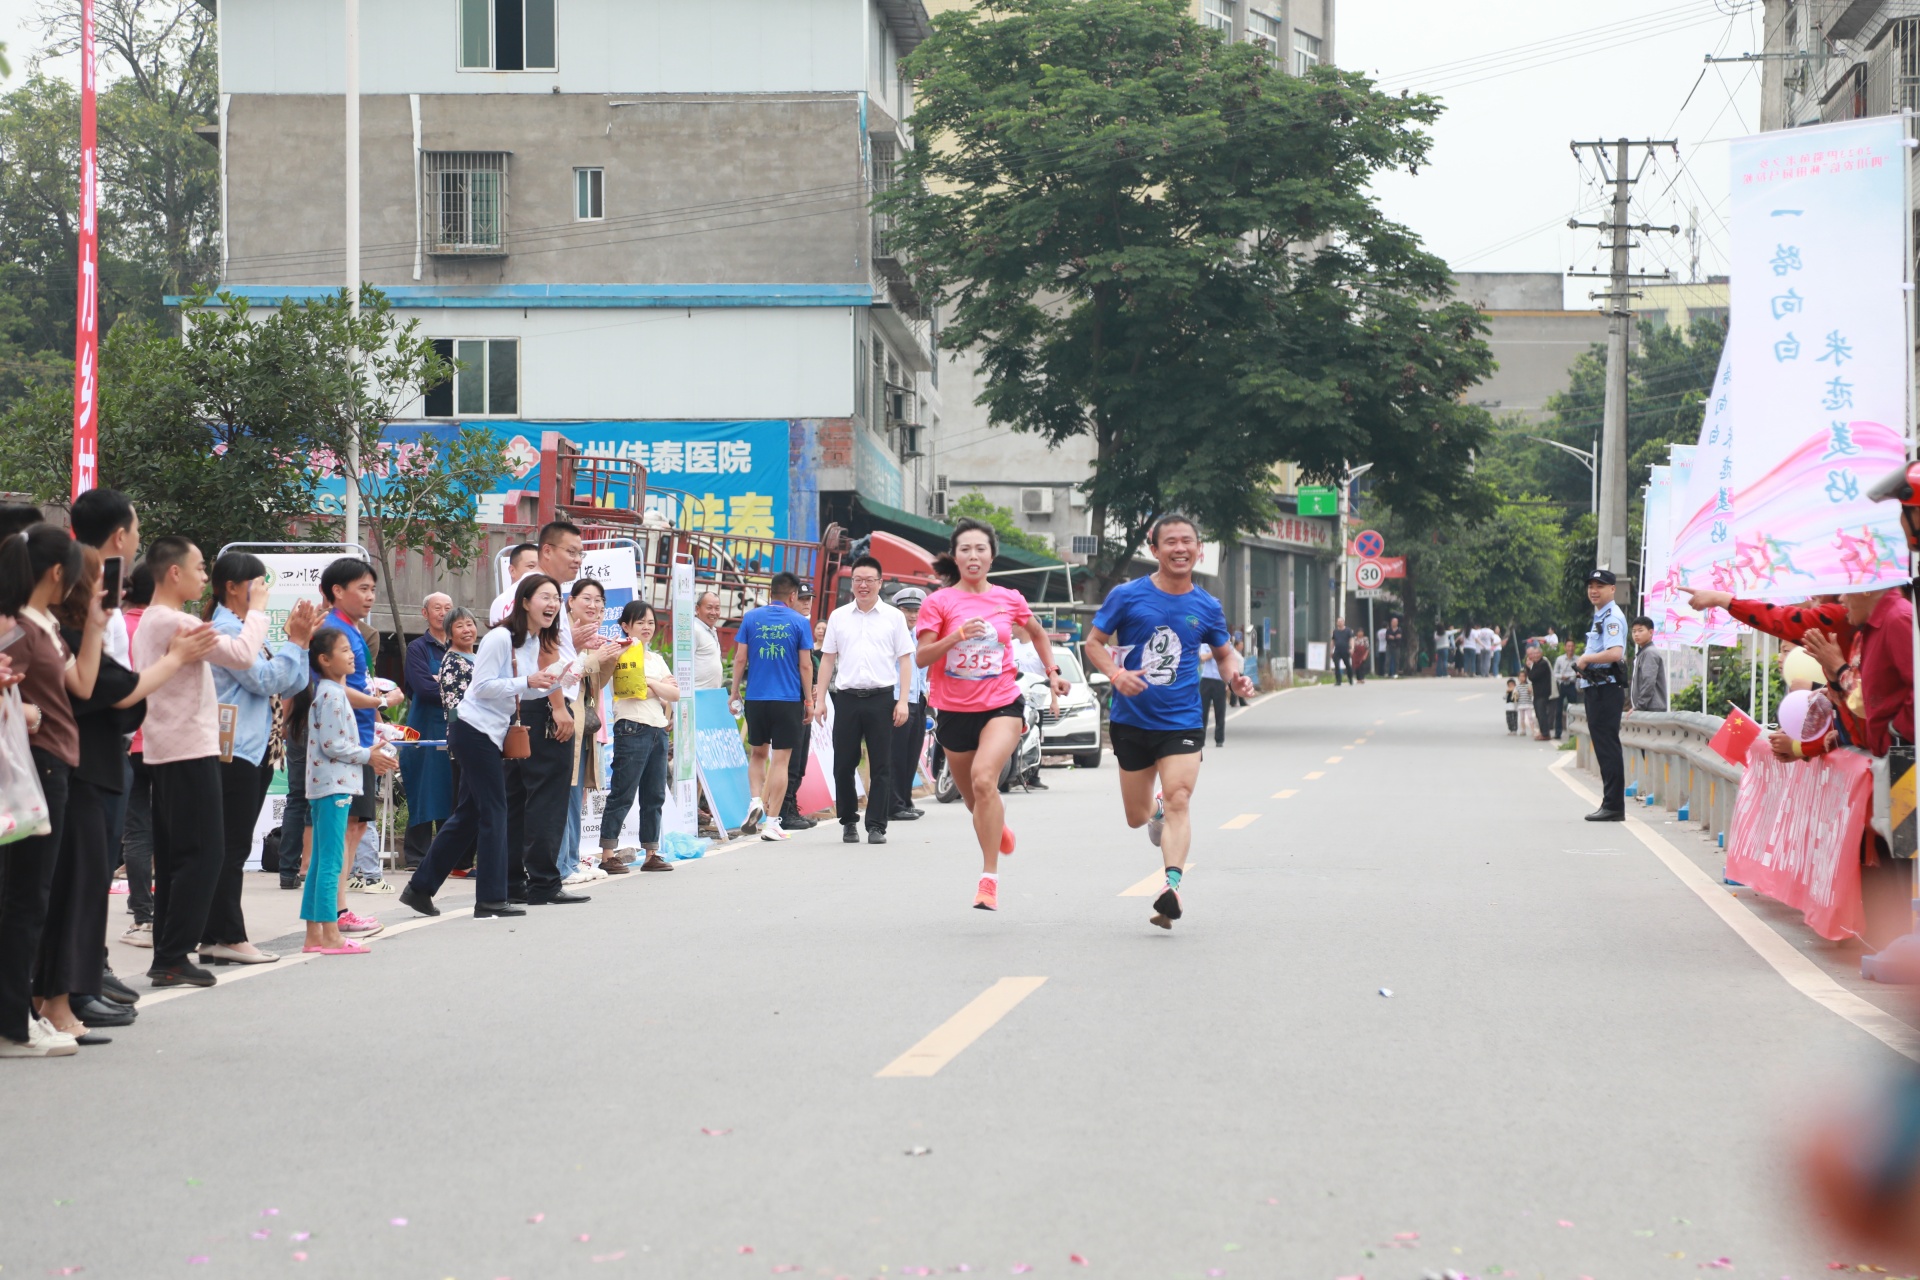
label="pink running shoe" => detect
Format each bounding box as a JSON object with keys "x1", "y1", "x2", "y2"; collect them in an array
[
  {"x1": 999, "y1": 825, "x2": 1016, "y2": 855},
  {"x1": 337, "y1": 911, "x2": 384, "y2": 938},
  {"x1": 973, "y1": 876, "x2": 998, "y2": 911}
]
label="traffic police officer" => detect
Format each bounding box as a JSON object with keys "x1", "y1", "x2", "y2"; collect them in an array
[{"x1": 1578, "y1": 568, "x2": 1629, "y2": 820}]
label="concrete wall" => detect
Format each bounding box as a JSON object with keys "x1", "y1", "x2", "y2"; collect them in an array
[
  {"x1": 220, "y1": 0, "x2": 870, "y2": 95},
  {"x1": 224, "y1": 93, "x2": 866, "y2": 289},
  {"x1": 1468, "y1": 311, "x2": 1611, "y2": 424},
  {"x1": 930, "y1": 343, "x2": 1096, "y2": 545},
  {"x1": 1452, "y1": 271, "x2": 1564, "y2": 311},
  {"x1": 387, "y1": 305, "x2": 858, "y2": 421}
]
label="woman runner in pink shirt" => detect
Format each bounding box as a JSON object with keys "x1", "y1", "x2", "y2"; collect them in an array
[{"x1": 914, "y1": 519, "x2": 1070, "y2": 912}]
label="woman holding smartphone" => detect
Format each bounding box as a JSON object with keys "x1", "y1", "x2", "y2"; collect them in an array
[{"x1": 400, "y1": 575, "x2": 564, "y2": 919}]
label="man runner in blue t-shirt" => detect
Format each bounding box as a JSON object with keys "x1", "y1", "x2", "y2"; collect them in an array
[{"x1": 1085, "y1": 514, "x2": 1254, "y2": 929}]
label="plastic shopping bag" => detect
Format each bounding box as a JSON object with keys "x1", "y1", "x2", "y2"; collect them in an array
[{"x1": 0, "y1": 689, "x2": 50, "y2": 846}]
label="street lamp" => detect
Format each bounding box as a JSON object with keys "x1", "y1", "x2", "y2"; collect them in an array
[{"x1": 1525, "y1": 434, "x2": 1597, "y2": 516}]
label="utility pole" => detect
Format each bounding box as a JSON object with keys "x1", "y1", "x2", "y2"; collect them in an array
[
  {"x1": 343, "y1": 0, "x2": 361, "y2": 550},
  {"x1": 1568, "y1": 138, "x2": 1680, "y2": 601}
]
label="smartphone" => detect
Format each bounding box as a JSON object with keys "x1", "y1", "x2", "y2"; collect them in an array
[{"x1": 101, "y1": 556, "x2": 124, "y2": 612}]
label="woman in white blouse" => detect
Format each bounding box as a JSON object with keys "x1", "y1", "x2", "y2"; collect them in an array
[{"x1": 400, "y1": 577, "x2": 562, "y2": 919}]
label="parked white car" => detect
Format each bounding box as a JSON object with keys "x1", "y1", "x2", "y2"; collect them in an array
[{"x1": 1041, "y1": 647, "x2": 1104, "y2": 769}]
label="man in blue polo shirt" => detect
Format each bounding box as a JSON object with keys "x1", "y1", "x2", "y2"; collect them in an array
[
  {"x1": 729, "y1": 572, "x2": 815, "y2": 842},
  {"x1": 1083, "y1": 514, "x2": 1254, "y2": 930}
]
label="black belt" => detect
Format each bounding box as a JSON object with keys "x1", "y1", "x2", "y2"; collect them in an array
[{"x1": 837, "y1": 687, "x2": 894, "y2": 698}]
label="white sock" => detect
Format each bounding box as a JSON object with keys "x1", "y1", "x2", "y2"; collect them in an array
[{"x1": 981, "y1": 871, "x2": 999, "y2": 883}]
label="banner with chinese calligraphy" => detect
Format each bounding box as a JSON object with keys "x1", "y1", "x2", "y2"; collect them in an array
[
  {"x1": 358, "y1": 420, "x2": 792, "y2": 542},
  {"x1": 1725, "y1": 739, "x2": 1871, "y2": 942},
  {"x1": 1640, "y1": 464, "x2": 1671, "y2": 622},
  {"x1": 69, "y1": 0, "x2": 98, "y2": 500},
  {"x1": 1718, "y1": 117, "x2": 1910, "y2": 597},
  {"x1": 1663, "y1": 351, "x2": 1745, "y2": 645}
]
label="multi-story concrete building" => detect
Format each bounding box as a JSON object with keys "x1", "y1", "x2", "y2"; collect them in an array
[
  {"x1": 215, "y1": 0, "x2": 940, "y2": 547},
  {"x1": 1754, "y1": 0, "x2": 1920, "y2": 131}
]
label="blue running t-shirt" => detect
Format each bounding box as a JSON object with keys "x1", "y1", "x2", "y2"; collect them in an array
[
  {"x1": 1090, "y1": 576, "x2": 1229, "y2": 731},
  {"x1": 736, "y1": 602, "x2": 812, "y2": 702}
]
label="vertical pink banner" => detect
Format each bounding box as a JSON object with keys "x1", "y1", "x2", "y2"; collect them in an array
[
  {"x1": 1724, "y1": 742, "x2": 1871, "y2": 942},
  {"x1": 69, "y1": 0, "x2": 98, "y2": 500}
]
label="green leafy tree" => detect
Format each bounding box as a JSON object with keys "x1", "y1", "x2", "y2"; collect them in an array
[
  {"x1": 885, "y1": 0, "x2": 1495, "y2": 595},
  {"x1": 946, "y1": 490, "x2": 1058, "y2": 558},
  {"x1": 0, "y1": 293, "x2": 329, "y2": 554},
  {"x1": 297, "y1": 287, "x2": 508, "y2": 649},
  {"x1": 38, "y1": 0, "x2": 222, "y2": 299},
  {"x1": 1370, "y1": 492, "x2": 1565, "y2": 649}
]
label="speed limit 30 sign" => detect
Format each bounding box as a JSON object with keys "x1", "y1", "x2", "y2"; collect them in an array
[{"x1": 1354, "y1": 558, "x2": 1387, "y2": 591}]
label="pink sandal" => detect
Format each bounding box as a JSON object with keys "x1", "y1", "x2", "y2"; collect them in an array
[{"x1": 302, "y1": 941, "x2": 370, "y2": 956}]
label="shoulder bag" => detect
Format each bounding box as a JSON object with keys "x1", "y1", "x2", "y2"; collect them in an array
[{"x1": 503, "y1": 642, "x2": 532, "y2": 760}]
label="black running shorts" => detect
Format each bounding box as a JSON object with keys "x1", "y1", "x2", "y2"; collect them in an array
[
  {"x1": 1109, "y1": 722, "x2": 1205, "y2": 773},
  {"x1": 744, "y1": 699, "x2": 807, "y2": 751},
  {"x1": 349, "y1": 765, "x2": 378, "y2": 821},
  {"x1": 934, "y1": 698, "x2": 1025, "y2": 755}
]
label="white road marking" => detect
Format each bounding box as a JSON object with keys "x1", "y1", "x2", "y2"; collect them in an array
[{"x1": 1548, "y1": 754, "x2": 1920, "y2": 1063}]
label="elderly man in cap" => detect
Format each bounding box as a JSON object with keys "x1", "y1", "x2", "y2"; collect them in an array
[
  {"x1": 1577, "y1": 568, "x2": 1630, "y2": 821},
  {"x1": 888, "y1": 587, "x2": 932, "y2": 822}
]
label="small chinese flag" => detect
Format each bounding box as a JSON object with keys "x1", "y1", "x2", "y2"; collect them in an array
[{"x1": 1709, "y1": 704, "x2": 1764, "y2": 767}]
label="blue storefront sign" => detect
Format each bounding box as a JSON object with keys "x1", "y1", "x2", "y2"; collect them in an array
[{"x1": 316, "y1": 419, "x2": 792, "y2": 539}]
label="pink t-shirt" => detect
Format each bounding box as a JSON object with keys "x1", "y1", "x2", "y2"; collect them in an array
[{"x1": 915, "y1": 585, "x2": 1035, "y2": 713}]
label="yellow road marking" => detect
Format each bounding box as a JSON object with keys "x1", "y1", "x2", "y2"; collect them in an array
[
  {"x1": 876, "y1": 977, "x2": 1049, "y2": 1078},
  {"x1": 1457, "y1": 694, "x2": 1482, "y2": 702},
  {"x1": 1397, "y1": 709, "x2": 1422, "y2": 717},
  {"x1": 1374, "y1": 719, "x2": 1385, "y2": 725},
  {"x1": 1325, "y1": 755, "x2": 1344, "y2": 764},
  {"x1": 1304, "y1": 770, "x2": 1325, "y2": 780},
  {"x1": 1271, "y1": 788, "x2": 1298, "y2": 799},
  {"x1": 1221, "y1": 813, "x2": 1261, "y2": 830}
]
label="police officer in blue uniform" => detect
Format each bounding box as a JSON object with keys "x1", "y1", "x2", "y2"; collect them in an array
[{"x1": 1578, "y1": 568, "x2": 1629, "y2": 821}]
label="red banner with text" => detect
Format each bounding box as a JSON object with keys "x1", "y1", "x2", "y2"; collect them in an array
[
  {"x1": 1724, "y1": 742, "x2": 1870, "y2": 941},
  {"x1": 69, "y1": 0, "x2": 98, "y2": 499}
]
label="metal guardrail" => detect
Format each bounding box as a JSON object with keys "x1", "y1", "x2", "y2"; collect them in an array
[{"x1": 1566, "y1": 703, "x2": 1743, "y2": 839}]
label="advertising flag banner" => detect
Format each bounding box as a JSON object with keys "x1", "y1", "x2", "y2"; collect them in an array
[
  {"x1": 69, "y1": 0, "x2": 98, "y2": 500},
  {"x1": 1717, "y1": 118, "x2": 1910, "y2": 597},
  {"x1": 1641, "y1": 465, "x2": 1672, "y2": 624},
  {"x1": 1665, "y1": 352, "x2": 1745, "y2": 645},
  {"x1": 256, "y1": 554, "x2": 344, "y2": 647},
  {"x1": 667, "y1": 561, "x2": 696, "y2": 835},
  {"x1": 692, "y1": 689, "x2": 752, "y2": 832}
]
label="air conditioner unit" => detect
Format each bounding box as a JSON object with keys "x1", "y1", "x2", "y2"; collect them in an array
[
  {"x1": 930, "y1": 490, "x2": 948, "y2": 517},
  {"x1": 935, "y1": 474, "x2": 949, "y2": 492},
  {"x1": 1067, "y1": 488, "x2": 1087, "y2": 509},
  {"x1": 1020, "y1": 487, "x2": 1053, "y2": 515},
  {"x1": 897, "y1": 424, "x2": 924, "y2": 458}
]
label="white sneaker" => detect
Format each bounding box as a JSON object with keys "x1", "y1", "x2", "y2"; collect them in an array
[
  {"x1": 590, "y1": 864, "x2": 610, "y2": 880},
  {"x1": 1147, "y1": 792, "x2": 1165, "y2": 848},
  {"x1": 1, "y1": 1027, "x2": 75, "y2": 1058},
  {"x1": 759, "y1": 817, "x2": 789, "y2": 842},
  {"x1": 563, "y1": 868, "x2": 595, "y2": 886},
  {"x1": 121, "y1": 922, "x2": 153, "y2": 949},
  {"x1": 741, "y1": 798, "x2": 766, "y2": 835},
  {"x1": 347, "y1": 876, "x2": 396, "y2": 895},
  {"x1": 32, "y1": 1017, "x2": 78, "y2": 1052}
]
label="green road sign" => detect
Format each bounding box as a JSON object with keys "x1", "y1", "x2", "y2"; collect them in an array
[{"x1": 1297, "y1": 486, "x2": 1338, "y2": 517}]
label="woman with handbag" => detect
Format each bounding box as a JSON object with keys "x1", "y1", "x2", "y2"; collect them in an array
[
  {"x1": 0, "y1": 526, "x2": 103, "y2": 1058},
  {"x1": 399, "y1": 576, "x2": 562, "y2": 919}
]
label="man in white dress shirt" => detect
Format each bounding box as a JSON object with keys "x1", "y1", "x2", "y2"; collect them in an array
[{"x1": 811, "y1": 556, "x2": 913, "y2": 846}]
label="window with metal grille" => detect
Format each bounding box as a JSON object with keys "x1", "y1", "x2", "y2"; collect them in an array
[
  {"x1": 426, "y1": 152, "x2": 508, "y2": 254},
  {"x1": 575, "y1": 167, "x2": 603, "y2": 221},
  {"x1": 423, "y1": 338, "x2": 519, "y2": 416},
  {"x1": 1293, "y1": 30, "x2": 1323, "y2": 76},
  {"x1": 1201, "y1": 0, "x2": 1234, "y2": 34},
  {"x1": 459, "y1": 0, "x2": 556, "y2": 71}
]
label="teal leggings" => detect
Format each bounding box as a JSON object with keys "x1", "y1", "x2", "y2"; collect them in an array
[{"x1": 301, "y1": 795, "x2": 351, "y2": 924}]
